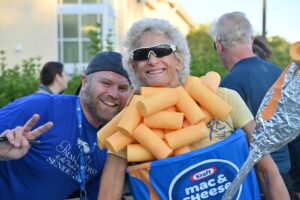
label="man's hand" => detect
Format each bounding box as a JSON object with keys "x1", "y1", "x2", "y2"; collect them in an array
[{"x1": 0, "y1": 114, "x2": 53, "y2": 160}]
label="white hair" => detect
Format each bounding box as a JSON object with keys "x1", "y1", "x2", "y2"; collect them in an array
[
  {"x1": 122, "y1": 18, "x2": 190, "y2": 89},
  {"x1": 209, "y1": 12, "x2": 254, "y2": 49}
]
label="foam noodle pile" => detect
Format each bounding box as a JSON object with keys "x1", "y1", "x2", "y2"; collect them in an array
[{"x1": 97, "y1": 71, "x2": 233, "y2": 163}]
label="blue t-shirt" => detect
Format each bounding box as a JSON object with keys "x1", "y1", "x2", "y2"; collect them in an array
[
  {"x1": 221, "y1": 56, "x2": 291, "y2": 174},
  {"x1": 0, "y1": 93, "x2": 107, "y2": 200}
]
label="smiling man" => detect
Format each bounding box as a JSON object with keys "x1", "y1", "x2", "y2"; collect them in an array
[{"x1": 0, "y1": 51, "x2": 132, "y2": 200}]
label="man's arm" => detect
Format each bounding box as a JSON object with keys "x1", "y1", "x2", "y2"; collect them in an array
[
  {"x1": 242, "y1": 120, "x2": 290, "y2": 200},
  {"x1": 98, "y1": 154, "x2": 127, "y2": 200}
]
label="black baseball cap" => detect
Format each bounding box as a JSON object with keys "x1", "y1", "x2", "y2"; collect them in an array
[{"x1": 75, "y1": 51, "x2": 130, "y2": 95}]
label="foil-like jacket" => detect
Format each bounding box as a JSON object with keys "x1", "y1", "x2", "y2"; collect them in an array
[{"x1": 223, "y1": 62, "x2": 300, "y2": 200}]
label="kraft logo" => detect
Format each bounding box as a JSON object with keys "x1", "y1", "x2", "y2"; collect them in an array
[
  {"x1": 168, "y1": 159, "x2": 242, "y2": 200},
  {"x1": 190, "y1": 167, "x2": 217, "y2": 182}
]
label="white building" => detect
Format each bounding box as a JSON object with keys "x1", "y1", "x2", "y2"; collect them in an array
[{"x1": 0, "y1": 0, "x2": 197, "y2": 74}]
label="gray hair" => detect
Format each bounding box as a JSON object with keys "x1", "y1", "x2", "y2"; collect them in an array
[
  {"x1": 122, "y1": 18, "x2": 190, "y2": 89},
  {"x1": 209, "y1": 12, "x2": 253, "y2": 49}
]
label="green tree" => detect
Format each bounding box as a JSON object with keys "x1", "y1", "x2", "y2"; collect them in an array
[
  {"x1": 187, "y1": 25, "x2": 292, "y2": 78},
  {"x1": 267, "y1": 36, "x2": 291, "y2": 69},
  {"x1": 87, "y1": 23, "x2": 114, "y2": 56},
  {"x1": 187, "y1": 25, "x2": 227, "y2": 78}
]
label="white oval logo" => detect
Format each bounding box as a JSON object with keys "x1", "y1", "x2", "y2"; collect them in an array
[{"x1": 190, "y1": 167, "x2": 217, "y2": 182}]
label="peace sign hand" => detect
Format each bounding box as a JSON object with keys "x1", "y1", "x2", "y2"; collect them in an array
[{"x1": 0, "y1": 114, "x2": 53, "y2": 160}]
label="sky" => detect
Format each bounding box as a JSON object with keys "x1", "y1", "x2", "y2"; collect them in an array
[{"x1": 179, "y1": 0, "x2": 299, "y2": 43}]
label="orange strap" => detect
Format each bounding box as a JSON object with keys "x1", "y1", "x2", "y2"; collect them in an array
[
  {"x1": 262, "y1": 64, "x2": 291, "y2": 120},
  {"x1": 127, "y1": 163, "x2": 160, "y2": 200}
]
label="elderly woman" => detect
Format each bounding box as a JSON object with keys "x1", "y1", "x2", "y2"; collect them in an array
[{"x1": 98, "y1": 18, "x2": 289, "y2": 200}]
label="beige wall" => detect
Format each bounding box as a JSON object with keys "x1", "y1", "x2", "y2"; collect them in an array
[
  {"x1": 113, "y1": 0, "x2": 196, "y2": 51},
  {"x1": 0, "y1": 0, "x2": 58, "y2": 68},
  {"x1": 0, "y1": 0, "x2": 195, "y2": 69}
]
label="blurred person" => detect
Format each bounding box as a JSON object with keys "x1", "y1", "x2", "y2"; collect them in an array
[
  {"x1": 252, "y1": 36, "x2": 272, "y2": 60},
  {"x1": 37, "y1": 61, "x2": 69, "y2": 94},
  {"x1": 98, "y1": 18, "x2": 289, "y2": 200},
  {"x1": 209, "y1": 11, "x2": 292, "y2": 199},
  {"x1": 0, "y1": 51, "x2": 131, "y2": 200},
  {"x1": 254, "y1": 35, "x2": 299, "y2": 200},
  {"x1": 289, "y1": 135, "x2": 300, "y2": 200}
]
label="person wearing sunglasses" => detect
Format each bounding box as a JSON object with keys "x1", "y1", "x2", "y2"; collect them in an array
[
  {"x1": 98, "y1": 18, "x2": 288, "y2": 200},
  {"x1": 209, "y1": 12, "x2": 292, "y2": 199}
]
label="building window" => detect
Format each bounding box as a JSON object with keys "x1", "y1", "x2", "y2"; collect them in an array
[
  {"x1": 82, "y1": 0, "x2": 99, "y2": 3},
  {"x1": 58, "y1": 0, "x2": 115, "y2": 74},
  {"x1": 60, "y1": 0, "x2": 102, "y2": 4},
  {"x1": 62, "y1": 0, "x2": 78, "y2": 4}
]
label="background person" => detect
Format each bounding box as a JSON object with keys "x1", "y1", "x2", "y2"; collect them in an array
[
  {"x1": 37, "y1": 61, "x2": 69, "y2": 94},
  {"x1": 209, "y1": 11, "x2": 292, "y2": 199},
  {"x1": 98, "y1": 18, "x2": 289, "y2": 200},
  {"x1": 252, "y1": 36, "x2": 300, "y2": 200},
  {"x1": 289, "y1": 135, "x2": 300, "y2": 200},
  {"x1": 0, "y1": 51, "x2": 131, "y2": 200},
  {"x1": 253, "y1": 35, "x2": 300, "y2": 200},
  {"x1": 252, "y1": 36, "x2": 272, "y2": 61}
]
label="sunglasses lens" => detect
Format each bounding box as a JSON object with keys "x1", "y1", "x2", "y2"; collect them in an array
[
  {"x1": 132, "y1": 49, "x2": 149, "y2": 61},
  {"x1": 153, "y1": 48, "x2": 173, "y2": 58},
  {"x1": 132, "y1": 44, "x2": 176, "y2": 61}
]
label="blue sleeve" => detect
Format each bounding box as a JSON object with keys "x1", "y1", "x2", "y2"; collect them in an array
[{"x1": 0, "y1": 94, "x2": 53, "y2": 133}]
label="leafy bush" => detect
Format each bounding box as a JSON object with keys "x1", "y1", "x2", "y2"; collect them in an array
[
  {"x1": 0, "y1": 51, "x2": 41, "y2": 107},
  {"x1": 64, "y1": 74, "x2": 81, "y2": 95},
  {"x1": 0, "y1": 51, "x2": 82, "y2": 107}
]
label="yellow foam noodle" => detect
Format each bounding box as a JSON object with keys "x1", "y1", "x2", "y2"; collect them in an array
[
  {"x1": 97, "y1": 108, "x2": 126, "y2": 149},
  {"x1": 127, "y1": 144, "x2": 155, "y2": 162},
  {"x1": 182, "y1": 119, "x2": 190, "y2": 128},
  {"x1": 164, "y1": 129, "x2": 173, "y2": 134},
  {"x1": 117, "y1": 95, "x2": 143, "y2": 136},
  {"x1": 105, "y1": 131, "x2": 134, "y2": 153},
  {"x1": 133, "y1": 124, "x2": 173, "y2": 160},
  {"x1": 290, "y1": 41, "x2": 300, "y2": 65},
  {"x1": 202, "y1": 71, "x2": 221, "y2": 92},
  {"x1": 165, "y1": 122, "x2": 209, "y2": 149},
  {"x1": 202, "y1": 108, "x2": 214, "y2": 124},
  {"x1": 151, "y1": 128, "x2": 165, "y2": 139},
  {"x1": 140, "y1": 87, "x2": 175, "y2": 97},
  {"x1": 137, "y1": 90, "x2": 178, "y2": 117},
  {"x1": 164, "y1": 106, "x2": 177, "y2": 112},
  {"x1": 174, "y1": 146, "x2": 191, "y2": 156},
  {"x1": 188, "y1": 79, "x2": 233, "y2": 121},
  {"x1": 176, "y1": 86, "x2": 205, "y2": 124},
  {"x1": 184, "y1": 76, "x2": 202, "y2": 92},
  {"x1": 143, "y1": 111, "x2": 184, "y2": 130}
]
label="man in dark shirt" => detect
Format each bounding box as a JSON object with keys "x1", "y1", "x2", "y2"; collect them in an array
[{"x1": 209, "y1": 11, "x2": 292, "y2": 198}]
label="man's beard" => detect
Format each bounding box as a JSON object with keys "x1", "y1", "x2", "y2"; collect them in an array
[{"x1": 81, "y1": 87, "x2": 119, "y2": 124}]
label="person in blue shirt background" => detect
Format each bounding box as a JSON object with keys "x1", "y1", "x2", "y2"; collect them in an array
[
  {"x1": 0, "y1": 51, "x2": 131, "y2": 200},
  {"x1": 209, "y1": 11, "x2": 292, "y2": 199}
]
